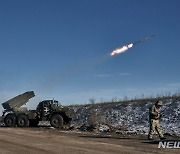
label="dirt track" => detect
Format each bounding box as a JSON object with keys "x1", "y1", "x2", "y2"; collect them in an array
[{"x1": 0, "y1": 127, "x2": 179, "y2": 154}]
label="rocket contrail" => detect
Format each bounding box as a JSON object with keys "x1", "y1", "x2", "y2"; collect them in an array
[{"x1": 110, "y1": 35, "x2": 155, "y2": 56}]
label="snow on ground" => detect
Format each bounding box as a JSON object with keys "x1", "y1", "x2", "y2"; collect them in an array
[{"x1": 71, "y1": 99, "x2": 180, "y2": 136}]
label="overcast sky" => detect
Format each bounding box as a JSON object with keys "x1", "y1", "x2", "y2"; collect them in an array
[{"x1": 0, "y1": 0, "x2": 180, "y2": 109}]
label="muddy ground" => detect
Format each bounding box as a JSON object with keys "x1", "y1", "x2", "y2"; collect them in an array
[{"x1": 0, "y1": 127, "x2": 179, "y2": 154}]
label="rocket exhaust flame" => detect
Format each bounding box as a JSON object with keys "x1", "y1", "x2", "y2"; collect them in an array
[
  {"x1": 110, "y1": 34, "x2": 155, "y2": 56},
  {"x1": 111, "y1": 43, "x2": 133, "y2": 56}
]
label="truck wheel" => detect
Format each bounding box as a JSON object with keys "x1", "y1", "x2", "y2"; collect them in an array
[
  {"x1": 17, "y1": 115, "x2": 29, "y2": 127},
  {"x1": 50, "y1": 114, "x2": 63, "y2": 128},
  {"x1": 29, "y1": 119, "x2": 39, "y2": 127},
  {"x1": 4, "y1": 114, "x2": 16, "y2": 127}
]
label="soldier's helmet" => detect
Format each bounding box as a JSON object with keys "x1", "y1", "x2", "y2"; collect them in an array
[{"x1": 155, "y1": 100, "x2": 163, "y2": 106}]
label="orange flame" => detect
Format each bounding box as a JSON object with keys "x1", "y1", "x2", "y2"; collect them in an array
[{"x1": 111, "y1": 43, "x2": 133, "y2": 56}]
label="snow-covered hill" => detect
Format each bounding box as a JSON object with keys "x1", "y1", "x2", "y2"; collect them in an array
[{"x1": 72, "y1": 99, "x2": 180, "y2": 136}]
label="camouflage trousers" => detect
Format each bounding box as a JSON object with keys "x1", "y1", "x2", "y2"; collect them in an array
[{"x1": 148, "y1": 119, "x2": 164, "y2": 139}]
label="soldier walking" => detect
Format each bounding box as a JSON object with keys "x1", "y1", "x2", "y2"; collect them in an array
[{"x1": 148, "y1": 100, "x2": 166, "y2": 140}]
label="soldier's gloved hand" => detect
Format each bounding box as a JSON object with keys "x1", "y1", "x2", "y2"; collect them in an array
[
  {"x1": 157, "y1": 112, "x2": 161, "y2": 119},
  {"x1": 155, "y1": 112, "x2": 158, "y2": 116}
]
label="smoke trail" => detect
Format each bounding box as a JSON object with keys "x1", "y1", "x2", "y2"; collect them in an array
[{"x1": 35, "y1": 53, "x2": 110, "y2": 92}]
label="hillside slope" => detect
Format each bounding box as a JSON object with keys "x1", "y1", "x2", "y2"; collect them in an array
[{"x1": 72, "y1": 98, "x2": 180, "y2": 136}]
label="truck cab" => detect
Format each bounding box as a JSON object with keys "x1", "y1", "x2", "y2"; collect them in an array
[{"x1": 36, "y1": 100, "x2": 62, "y2": 120}]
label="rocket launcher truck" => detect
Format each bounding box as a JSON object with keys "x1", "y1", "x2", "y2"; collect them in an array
[{"x1": 1, "y1": 91, "x2": 74, "y2": 128}]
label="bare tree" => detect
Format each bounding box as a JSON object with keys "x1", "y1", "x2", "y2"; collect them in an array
[{"x1": 89, "y1": 98, "x2": 96, "y2": 104}]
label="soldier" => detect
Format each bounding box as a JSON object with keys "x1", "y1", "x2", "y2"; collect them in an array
[{"x1": 148, "y1": 100, "x2": 166, "y2": 140}]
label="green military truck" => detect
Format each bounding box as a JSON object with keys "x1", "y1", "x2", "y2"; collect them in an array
[{"x1": 1, "y1": 91, "x2": 74, "y2": 128}]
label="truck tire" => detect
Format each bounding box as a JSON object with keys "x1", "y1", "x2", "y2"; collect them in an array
[
  {"x1": 50, "y1": 114, "x2": 63, "y2": 128},
  {"x1": 17, "y1": 115, "x2": 29, "y2": 127},
  {"x1": 4, "y1": 114, "x2": 16, "y2": 127},
  {"x1": 29, "y1": 119, "x2": 39, "y2": 127}
]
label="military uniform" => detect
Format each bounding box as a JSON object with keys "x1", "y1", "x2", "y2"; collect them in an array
[{"x1": 148, "y1": 101, "x2": 165, "y2": 140}]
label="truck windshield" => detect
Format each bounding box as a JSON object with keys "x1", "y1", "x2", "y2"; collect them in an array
[{"x1": 52, "y1": 101, "x2": 59, "y2": 106}]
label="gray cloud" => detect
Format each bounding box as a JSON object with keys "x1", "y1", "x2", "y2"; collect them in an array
[
  {"x1": 166, "y1": 83, "x2": 180, "y2": 88},
  {"x1": 91, "y1": 73, "x2": 131, "y2": 78},
  {"x1": 117, "y1": 73, "x2": 131, "y2": 76}
]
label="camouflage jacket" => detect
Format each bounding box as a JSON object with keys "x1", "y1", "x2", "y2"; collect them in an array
[{"x1": 149, "y1": 105, "x2": 161, "y2": 120}]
